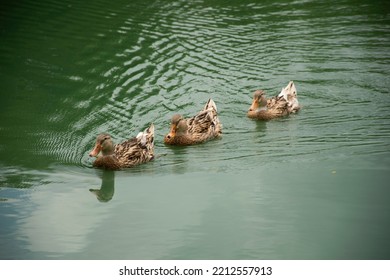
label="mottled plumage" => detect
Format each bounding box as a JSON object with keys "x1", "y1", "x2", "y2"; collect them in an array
[
  {"x1": 89, "y1": 124, "x2": 154, "y2": 170},
  {"x1": 247, "y1": 81, "x2": 300, "y2": 120},
  {"x1": 164, "y1": 99, "x2": 222, "y2": 145}
]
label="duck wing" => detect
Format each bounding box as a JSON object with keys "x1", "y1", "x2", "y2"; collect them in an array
[
  {"x1": 263, "y1": 95, "x2": 289, "y2": 117},
  {"x1": 187, "y1": 99, "x2": 222, "y2": 137},
  {"x1": 114, "y1": 124, "x2": 155, "y2": 167}
]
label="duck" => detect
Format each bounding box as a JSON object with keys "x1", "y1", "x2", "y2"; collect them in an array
[
  {"x1": 247, "y1": 81, "x2": 300, "y2": 120},
  {"x1": 89, "y1": 124, "x2": 154, "y2": 170},
  {"x1": 164, "y1": 99, "x2": 222, "y2": 145}
]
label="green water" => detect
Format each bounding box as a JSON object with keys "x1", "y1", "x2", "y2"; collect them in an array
[{"x1": 1, "y1": 0, "x2": 390, "y2": 259}]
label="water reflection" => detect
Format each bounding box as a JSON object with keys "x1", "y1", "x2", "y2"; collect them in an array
[
  {"x1": 0, "y1": 167, "x2": 52, "y2": 202},
  {"x1": 89, "y1": 170, "x2": 115, "y2": 202},
  {"x1": 163, "y1": 146, "x2": 190, "y2": 174},
  {"x1": 254, "y1": 120, "x2": 267, "y2": 133}
]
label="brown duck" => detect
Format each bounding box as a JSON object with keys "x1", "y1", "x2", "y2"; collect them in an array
[
  {"x1": 89, "y1": 124, "x2": 154, "y2": 170},
  {"x1": 247, "y1": 81, "x2": 300, "y2": 120},
  {"x1": 164, "y1": 99, "x2": 222, "y2": 145}
]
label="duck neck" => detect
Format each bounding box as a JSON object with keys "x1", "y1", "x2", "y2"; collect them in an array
[
  {"x1": 256, "y1": 106, "x2": 267, "y2": 112},
  {"x1": 101, "y1": 145, "x2": 115, "y2": 156}
]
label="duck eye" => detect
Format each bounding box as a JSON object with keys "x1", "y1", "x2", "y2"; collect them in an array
[{"x1": 100, "y1": 136, "x2": 110, "y2": 144}]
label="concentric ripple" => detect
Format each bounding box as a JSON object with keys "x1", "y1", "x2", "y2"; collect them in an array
[{"x1": 0, "y1": 0, "x2": 389, "y2": 173}]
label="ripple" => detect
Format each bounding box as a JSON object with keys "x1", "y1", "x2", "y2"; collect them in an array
[{"x1": 1, "y1": 0, "x2": 389, "y2": 173}]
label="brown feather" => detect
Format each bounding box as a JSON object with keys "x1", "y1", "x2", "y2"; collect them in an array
[
  {"x1": 247, "y1": 81, "x2": 300, "y2": 120},
  {"x1": 90, "y1": 124, "x2": 154, "y2": 170},
  {"x1": 164, "y1": 99, "x2": 222, "y2": 145}
]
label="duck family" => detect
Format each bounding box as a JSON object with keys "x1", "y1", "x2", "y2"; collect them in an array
[{"x1": 88, "y1": 81, "x2": 300, "y2": 170}]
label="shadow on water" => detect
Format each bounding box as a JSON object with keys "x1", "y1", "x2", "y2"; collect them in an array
[
  {"x1": 89, "y1": 170, "x2": 115, "y2": 203},
  {"x1": 160, "y1": 144, "x2": 191, "y2": 174},
  {"x1": 254, "y1": 120, "x2": 267, "y2": 133}
]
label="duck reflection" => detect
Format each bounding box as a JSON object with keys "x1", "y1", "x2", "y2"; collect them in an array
[{"x1": 89, "y1": 170, "x2": 115, "y2": 202}]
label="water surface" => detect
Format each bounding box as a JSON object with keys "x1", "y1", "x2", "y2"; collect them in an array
[{"x1": 1, "y1": 0, "x2": 390, "y2": 259}]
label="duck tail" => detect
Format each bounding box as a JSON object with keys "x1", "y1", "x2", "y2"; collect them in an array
[
  {"x1": 278, "y1": 81, "x2": 297, "y2": 99},
  {"x1": 203, "y1": 98, "x2": 218, "y2": 113},
  {"x1": 146, "y1": 123, "x2": 154, "y2": 137},
  {"x1": 136, "y1": 123, "x2": 155, "y2": 147},
  {"x1": 204, "y1": 99, "x2": 222, "y2": 135},
  {"x1": 278, "y1": 81, "x2": 300, "y2": 112}
]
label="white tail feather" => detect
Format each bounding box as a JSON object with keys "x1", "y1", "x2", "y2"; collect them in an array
[
  {"x1": 278, "y1": 81, "x2": 299, "y2": 109},
  {"x1": 204, "y1": 98, "x2": 218, "y2": 113},
  {"x1": 136, "y1": 124, "x2": 154, "y2": 146}
]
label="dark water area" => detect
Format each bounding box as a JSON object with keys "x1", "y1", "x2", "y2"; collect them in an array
[{"x1": 0, "y1": 0, "x2": 390, "y2": 259}]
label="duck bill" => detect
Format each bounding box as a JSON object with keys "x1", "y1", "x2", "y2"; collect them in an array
[
  {"x1": 89, "y1": 143, "x2": 101, "y2": 157},
  {"x1": 164, "y1": 124, "x2": 176, "y2": 142}
]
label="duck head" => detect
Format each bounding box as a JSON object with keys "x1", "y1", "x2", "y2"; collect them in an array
[
  {"x1": 248, "y1": 90, "x2": 267, "y2": 113},
  {"x1": 164, "y1": 114, "x2": 188, "y2": 144},
  {"x1": 89, "y1": 133, "x2": 115, "y2": 157}
]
